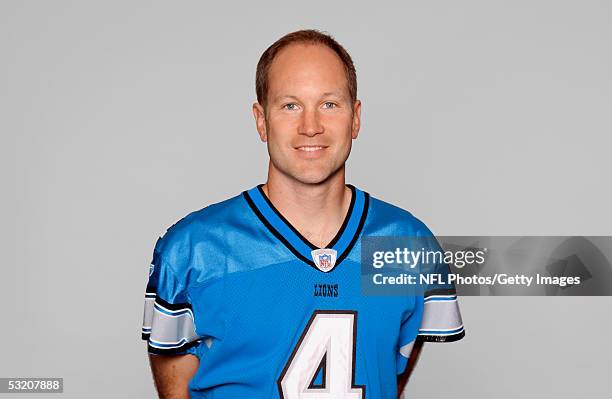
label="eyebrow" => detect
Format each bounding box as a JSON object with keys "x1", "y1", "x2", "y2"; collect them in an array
[
  {"x1": 322, "y1": 91, "x2": 345, "y2": 98},
  {"x1": 273, "y1": 94, "x2": 299, "y2": 103},
  {"x1": 272, "y1": 91, "x2": 347, "y2": 103}
]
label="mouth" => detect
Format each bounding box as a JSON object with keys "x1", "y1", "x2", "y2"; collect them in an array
[{"x1": 295, "y1": 145, "x2": 328, "y2": 152}]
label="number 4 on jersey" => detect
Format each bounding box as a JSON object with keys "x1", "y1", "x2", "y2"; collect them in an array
[{"x1": 278, "y1": 310, "x2": 366, "y2": 399}]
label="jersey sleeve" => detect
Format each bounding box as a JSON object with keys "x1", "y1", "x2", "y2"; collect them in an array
[
  {"x1": 141, "y1": 236, "x2": 202, "y2": 355},
  {"x1": 395, "y1": 229, "x2": 465, "y2": 373},
  {"x1": 416, "y1": 232, "x2": 465, "y2": 343}
]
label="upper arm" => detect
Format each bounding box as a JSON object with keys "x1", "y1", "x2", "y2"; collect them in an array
[
  {"x1": 142, "y1": 235, "x2": 203, "y2": 395},
  {"x1": 149, "y1": 353, "x2": 199, "y2": 399}
]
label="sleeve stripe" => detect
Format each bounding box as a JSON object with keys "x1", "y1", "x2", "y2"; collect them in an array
[
  {"x1": 149, "y1": 338, "x2": 192, "y2": 349},
  {"x1": 153, "y1": 302, "x2": 195, "y2": 318},
  {"x1": 154, "y1": 296, "x2": 193, "y2": 311},
  {"x1": 419, "y1": 329, "x2": 465, "y2": 343},
  {"x1": 419, "y1": 295, "x2": 465, "y2": 343},
  {"x1": 424, "y1": 287, "x2": 456, "y2": 297},
  {"x1": 424, "y1": 295, "x2": 457, "y2": 303},
  {"x1": 419, "y1": 325, "x2": 465, "y2": 335},
  {"x1": 141, "y1": 295, "x2": 200, "y2": 353}
]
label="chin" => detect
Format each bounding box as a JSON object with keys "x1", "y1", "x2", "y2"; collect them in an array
[
  {"x1": 270, "y1": 156, "x2": 345, "y2": 185},
  {"x1": 294, "y1": 175, "x2": 330, "y2": 185},
  {"x1": 290, "y1": 166, "x2": 343, "y2": 185}
]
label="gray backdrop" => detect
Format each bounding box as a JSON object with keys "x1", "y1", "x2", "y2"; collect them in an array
[{"x1": 1, "y1": 1, "x2": 610, "y2": 398}]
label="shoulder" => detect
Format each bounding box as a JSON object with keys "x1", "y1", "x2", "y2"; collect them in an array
[
  {"x1": 158, "y1": 193, "x2": 244, "y2": 244},
  {"x1": 364, "y1": 193, "x2": 436, "y2": 237},
  {"x1": 152, "y1": 192, "x2": 248, "y2": 279}
]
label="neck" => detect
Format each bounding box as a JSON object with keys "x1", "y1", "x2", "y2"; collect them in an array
[{"x1": 262, "y1": 164, "x2": 351, "y2": 248}]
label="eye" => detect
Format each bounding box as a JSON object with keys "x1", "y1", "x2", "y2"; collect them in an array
[
  {"x1": 323, "y1": 102, "x2": 337, "y2": 109},
  {"x1": 283, "y1": 103, "x2": 299, "y2": 111}
]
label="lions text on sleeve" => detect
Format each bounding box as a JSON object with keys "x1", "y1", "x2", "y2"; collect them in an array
[{"x1": 142, "y1": 185, "x2": 464, "y2": 399}]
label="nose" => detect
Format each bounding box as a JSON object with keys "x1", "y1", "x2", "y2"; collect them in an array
[{"x1": 298, "y1": 108, "x2": 324, "y2": 137}]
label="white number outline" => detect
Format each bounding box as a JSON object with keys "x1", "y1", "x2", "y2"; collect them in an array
[{"x1": 277, "y1": 310, "x2": 366, "y2": 399}]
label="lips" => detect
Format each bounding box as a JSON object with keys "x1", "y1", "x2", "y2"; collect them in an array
[{"x1": 296, "y1": 145, "x2": 328, "y2": 152}]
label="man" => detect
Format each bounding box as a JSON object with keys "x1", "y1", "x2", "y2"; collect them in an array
[{"x1": 142, "y1": 29, "x2": 464, "y2": 399}]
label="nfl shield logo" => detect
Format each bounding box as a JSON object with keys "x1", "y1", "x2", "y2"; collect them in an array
[
  {"x1": 311, "y1": 248, "x2": 337, "y2": 272},
  {"x1": 319, "y1": 254, "x2": 331, "y2": 268}
]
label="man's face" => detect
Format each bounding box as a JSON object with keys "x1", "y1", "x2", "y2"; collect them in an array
[{"x1": 253, "y1": 43, "x2": 361, "y2": 185}]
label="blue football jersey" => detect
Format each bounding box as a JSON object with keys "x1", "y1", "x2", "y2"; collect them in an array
[{"x1": 142, "y1": 185, "x2": 464, "y2": 398}]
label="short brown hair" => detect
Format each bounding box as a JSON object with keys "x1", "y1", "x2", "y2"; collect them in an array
[{"x1": 255, "y1": 29, "x2": 357, "y2": 108}]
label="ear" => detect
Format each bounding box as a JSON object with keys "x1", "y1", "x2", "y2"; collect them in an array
[
  {"x1": 351, "y1": 99, "x2": 361, "y2": 139},
  {"x1": 252, "y1": 102, "x2": 268, "y2": 142}
]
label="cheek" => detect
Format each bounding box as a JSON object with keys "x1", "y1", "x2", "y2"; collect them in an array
[
  {"x1": 266, "y1": 128, "x2": 295, "y2": 158},
  {"x1": 324, "y1": 115, "x2": 354, "y2": 141},
  {"x1": 267, "y1": 117, "x2": 299, "y2": 142},
  {"x1": 269, "y1": 112, "x2": 299, "y2": 128}
]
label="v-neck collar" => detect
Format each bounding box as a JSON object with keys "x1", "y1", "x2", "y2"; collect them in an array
[{"x1": 242, "y1": 184, "x2": 369, "y2": 271}]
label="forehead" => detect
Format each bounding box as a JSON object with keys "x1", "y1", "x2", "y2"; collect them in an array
[{"x1": 267, "y1": 43, "x2": 349, "y2": 99}]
